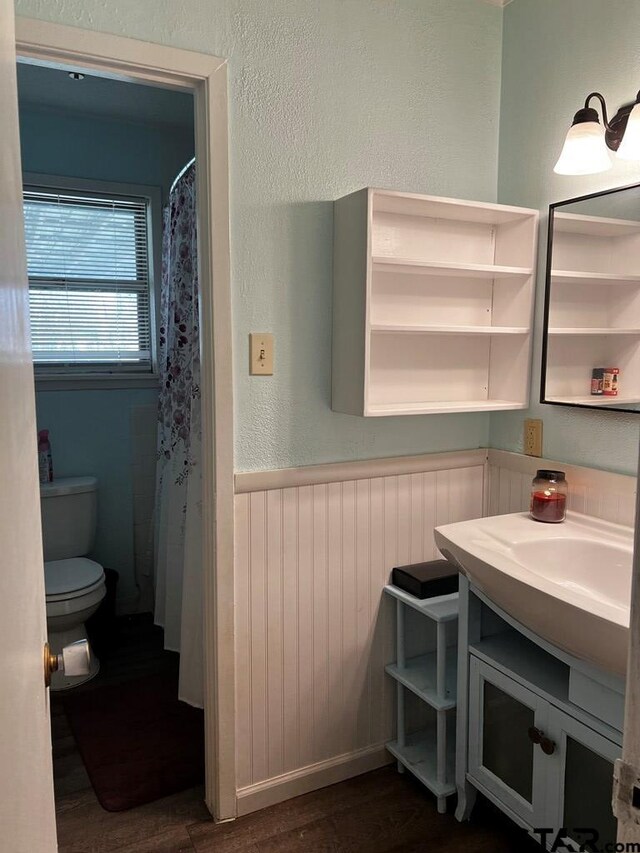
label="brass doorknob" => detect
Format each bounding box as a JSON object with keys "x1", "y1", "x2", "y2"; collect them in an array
[
  {"x1": 44, "y1": 639, "x2": 91, "y2": 687},
  {"x1": 44, "y1": 643, "x2": 58, "y2": 688}
]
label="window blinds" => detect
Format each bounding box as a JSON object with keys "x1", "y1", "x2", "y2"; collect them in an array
[{"x1": 23, "y1": 188, "x2": 153, "y2": 374}]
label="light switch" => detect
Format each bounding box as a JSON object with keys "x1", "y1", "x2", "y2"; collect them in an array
[{"x1": 249, "y1": 332, "x2": 274, "y2": 375}]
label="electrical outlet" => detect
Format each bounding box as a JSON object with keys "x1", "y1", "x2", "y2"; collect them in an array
[
  {"x1": 524, "y1": 418, "x2": 543, "y2": 457},
  {"x1": 249, "y1": 332, "x2": 274, "y2": 375}
]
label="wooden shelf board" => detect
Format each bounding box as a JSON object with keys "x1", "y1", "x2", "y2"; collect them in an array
[
  {"x1": 384, "y1": 585, "x2": 459, "y2": 623},
  {"x1": 548, "y1": 328, "x2": 640, "y2": 336},
  {"x1": 386, "y1": 728, "x2": 456, "y2": 799},
  {"x1": 470, "y1": 631, "x2": 570, "y2": 708},
  {"x1": 372, "y1": 257, "x2": 532, "y2": 279},
  {"x1": 553, "y1": 212, "x2": 640, "y2": 238},
  {"x1": 367, "y1": 400, "x2": 527, "y2": 416},
  {"x1": 551, "y1": 270, "x2": 640, "y2": 285},
  {"x1": 371, "y1": 189, "x2": 537, "y2": 225},
  {"x1": 386, "y1": 648, "x2": 458, "y2": 711},
  {"x1": 370, "y1": 324, "x2": 529, "y2": 336},
  {"x1": 546, "y1": 395, "x2": 640, "y2": 406}
]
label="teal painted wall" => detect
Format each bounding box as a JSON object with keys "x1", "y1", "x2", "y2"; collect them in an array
[
  {"x1": 15, "y1": 0, "x2": 505, "y2": 472},
  {"x1": 17, "y1": 1, "x2": 640, "y2": 479},
  {"x1": 19, "y1": 105, "x2": 194, "y2": 609},
  {"x1": 36, "y1": 389, "x2": 157, "y2": 607},
  {"x1": 493, "y1": 0, "x2": 640, "y2": 475},
  {"x1": 18, "y1": 106, "x2": 194, "y2": 204}
]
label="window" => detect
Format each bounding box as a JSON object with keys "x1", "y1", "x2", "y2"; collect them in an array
[{"x1": 23, "y1": 185, "x2": 155, "y2": 377}]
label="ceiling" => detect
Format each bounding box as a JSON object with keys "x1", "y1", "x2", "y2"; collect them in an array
[{"x1": 17, "y1": 62, "x2": 194, "y2": 129}]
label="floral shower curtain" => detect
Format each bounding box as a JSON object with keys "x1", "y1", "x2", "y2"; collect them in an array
[{"x1": 154, "y1": 161, "x2": 203, "y2": 708}]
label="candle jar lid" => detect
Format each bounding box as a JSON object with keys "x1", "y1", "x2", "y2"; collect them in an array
[{"x1": 535, "y1": 469, "x2": 565, "y2": 481}]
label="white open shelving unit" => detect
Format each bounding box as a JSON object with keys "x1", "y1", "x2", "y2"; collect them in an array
[
  {"x1": 384, "y1": 584, "x2": 459, "y2": 814},
  {"x1": 544, "y1": 211, "x2": 640, "y2": 406},
  {"x1": 332, "y1": 188, "x2": 539, "y2": 416}
]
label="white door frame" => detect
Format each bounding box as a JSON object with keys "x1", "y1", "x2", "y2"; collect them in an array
[{"x1": 15, "y1": 17, "x2": 236, "y2": 821}]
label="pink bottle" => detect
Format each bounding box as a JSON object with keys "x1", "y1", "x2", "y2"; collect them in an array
[{"x1": 38, "y1": 429, "x2": 53, "y2": 484}]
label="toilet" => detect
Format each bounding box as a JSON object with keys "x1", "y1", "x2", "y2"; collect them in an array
[{"x1": 40, "y1": 476, "x2": 106, "y2": 690}]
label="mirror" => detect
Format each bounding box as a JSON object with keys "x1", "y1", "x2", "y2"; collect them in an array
[{"x1": 541, "y1": 182, "x2": 640, "y2": 412}]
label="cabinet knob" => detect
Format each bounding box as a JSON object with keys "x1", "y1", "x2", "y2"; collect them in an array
[
  {"x1": 540, "y1": 736, "x2": 556, "y2": 755},
  {"x1": 528, "y1": 726, "x2": 543, "y2": 744}
]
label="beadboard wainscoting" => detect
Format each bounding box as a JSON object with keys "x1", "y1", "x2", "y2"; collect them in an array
[
  {"x1": 487, "y1": 449, "x2": 637, "y2": 527},
  {"x1": 233, "y1": 447, "x2": 636, "y2": 815},
  {"x1": 233, "y1": 451, "x2": 486, "y2": 814}
]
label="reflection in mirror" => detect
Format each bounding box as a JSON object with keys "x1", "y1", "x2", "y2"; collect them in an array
[{"x1": 542, "y1": 183, "x2": 640, "y2": 413}]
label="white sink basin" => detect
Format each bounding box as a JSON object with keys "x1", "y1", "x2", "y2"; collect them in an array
[{"x1": 434, "y1": 511, "x2": 633, "y2": 676}]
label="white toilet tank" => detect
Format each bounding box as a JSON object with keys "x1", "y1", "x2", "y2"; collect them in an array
[{"x1": 40, "y1": 476, "x2": 98, "y2": 562}]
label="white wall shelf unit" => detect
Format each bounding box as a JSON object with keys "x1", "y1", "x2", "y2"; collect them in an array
[
  {"x1": 384, "y1": 583, "x2": 459, "y2": 813},
  {"x1": 332, "y1": 188, "x2": 538, "y2": 416},
  {"x1": 543, "y1": 206, "x2": 640, "y2": 407}
]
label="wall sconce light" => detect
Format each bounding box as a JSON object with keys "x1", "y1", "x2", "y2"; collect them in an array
[{"x1": 554, "y1": 90, "x2": 640, "y2": 175}]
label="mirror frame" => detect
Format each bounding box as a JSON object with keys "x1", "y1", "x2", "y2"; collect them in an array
[{"x1": 541, "y1": 181, "x2": 640, "y2": 414}]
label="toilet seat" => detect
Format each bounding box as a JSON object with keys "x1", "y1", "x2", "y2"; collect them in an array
[{"x1": 45, "y1": 557, "x2": 105, "y2": 602}]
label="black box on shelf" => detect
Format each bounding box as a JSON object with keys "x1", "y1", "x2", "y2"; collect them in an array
[{"x1": 391, "y1": 559, "x2": 458, "y2": 599}]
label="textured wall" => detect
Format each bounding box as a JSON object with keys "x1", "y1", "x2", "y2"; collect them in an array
[
  {"x1": 493, "y1": 0, "x2": 640, "y2": 475},
  {"x1": 15, "y1": 0, "x2": 504, "y2": 471}
]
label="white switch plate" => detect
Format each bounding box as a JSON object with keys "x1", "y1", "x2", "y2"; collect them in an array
[{"x1": 249, "y1": 333, "x2": 274, "y2": 375}]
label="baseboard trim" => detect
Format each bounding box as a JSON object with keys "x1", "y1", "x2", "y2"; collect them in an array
[
  {"x1": 235, "y1": 744, "x2": 393, "y2": 816},
  {"x1": 235, "y1": 448, "x2": 488, "y2": 494}
]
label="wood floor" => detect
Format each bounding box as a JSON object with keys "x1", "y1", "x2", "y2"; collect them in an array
[{"x1": 52, "y1": 616, "x2": 540, "y2": 853}]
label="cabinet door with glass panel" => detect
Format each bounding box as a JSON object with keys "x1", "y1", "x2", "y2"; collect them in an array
[
  {"x1": 468, "y1": 657, "x2": 550, "y2": 827},
  {"x1": 542, "y1": 182, "x2": 640, "y2": 412},
  {"x1": 469, "y1": 657, "x2": 621, "y2": 845},
  {"x1": 544, "y1": 706, "x2": 620, "y2": 852}
]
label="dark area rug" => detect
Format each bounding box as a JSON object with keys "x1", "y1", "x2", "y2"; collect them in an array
[{"x1": 63, "y1": 670, "x2": 204, "y2": 812}]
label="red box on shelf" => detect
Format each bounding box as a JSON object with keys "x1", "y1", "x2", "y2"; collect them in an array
[{"x1": 603, "y1": 368, "x2": 619, "y2": 396}]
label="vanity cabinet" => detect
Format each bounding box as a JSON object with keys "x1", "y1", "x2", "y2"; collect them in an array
[
  {"x1": 332, "y1": 188, "x2": 539, "y2": 416},
  {"x1": 468, "y1": 657, "x2": 620, "y2": 847},
  {"x1": 458, "y1": 578, "x2": 622, "y2": 849}
]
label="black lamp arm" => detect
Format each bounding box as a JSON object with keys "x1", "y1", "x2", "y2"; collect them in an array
[{"x1": 584, "y1": 92, "x2": 610, "y2": 130}]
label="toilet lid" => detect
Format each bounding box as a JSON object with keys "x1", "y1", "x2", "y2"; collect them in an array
[{"x1": 45, "y1": 557, "x2": 104, "y2": 597}]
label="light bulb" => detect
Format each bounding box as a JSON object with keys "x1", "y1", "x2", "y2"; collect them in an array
[
  {"x1": 616, "y1": 103, "x2": 640, "y2": 160},
  {"x1": 554, "y1": 121, "x2": 612, "y2": 175}
]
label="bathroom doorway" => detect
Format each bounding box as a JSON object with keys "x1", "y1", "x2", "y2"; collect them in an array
[
  {"x1": 18, "y1": 60, "x2": 208, "y2": 828},
  {"x1": 8, "y1": 17, "x2": 235, "y2": 842}
]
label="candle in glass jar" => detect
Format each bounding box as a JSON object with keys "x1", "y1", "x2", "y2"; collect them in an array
[
  {"x1": 530, "y1": 490, "x2": 566, "y2": 522},
  {"x1": 530, "y1": 470, "x2": 568, "y2": 523}
]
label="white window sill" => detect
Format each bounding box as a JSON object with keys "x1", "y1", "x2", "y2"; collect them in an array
[{"x1": 35, "y1": 374, "x2": 160, "y2": 392}]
